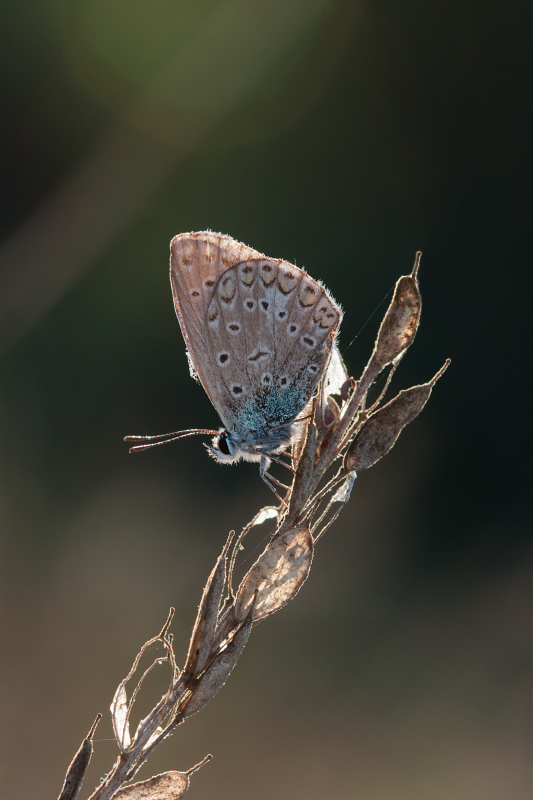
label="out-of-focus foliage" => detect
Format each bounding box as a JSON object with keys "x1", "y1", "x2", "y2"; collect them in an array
[{"x1": 0, "y1": 1, "x2": 532, "y2": 798}]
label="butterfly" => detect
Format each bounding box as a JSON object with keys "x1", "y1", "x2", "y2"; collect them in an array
[{"x1": 126, "y1": 232, "x2": 342, "y2": 497}]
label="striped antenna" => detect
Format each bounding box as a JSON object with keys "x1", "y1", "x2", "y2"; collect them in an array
[{"x1": 124, "y1": 428, "x2": 219, "y2": 453}]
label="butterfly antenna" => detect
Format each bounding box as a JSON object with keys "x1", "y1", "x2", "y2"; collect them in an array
[{"x1": 124, "y1": 428, "x2": 219, "y2": 453}]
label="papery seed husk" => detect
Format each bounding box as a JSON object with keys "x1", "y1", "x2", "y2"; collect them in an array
[
  {"x1": 111, "y1": 682, "x2": 131, "y2": 751},
  {"x1": 182, "y1": 616, "x2": 252, "y2": 718},
  {"x1": 111, "y1": 770, "x2": 189, "y2": 800},
  {"x1": 132, "y1": 714, "x2": 166, "y2": 751},
  {"x1": 331, "y1": 471, "x2": 357, "y2": 503},
  {"x1": 374, "y1": 264, "x2": 421, "y2": 366},
  {"x1": 211, "y1": 604, "x2": 237, "y2": 652},
  {"x1": 252, "y1": 507, "x2": 279, "y2": 526},
  {"x1": 235, "y1": 526, "x2": 313, "y2": 623},
  {"x1": 345, "y1": 382, "x2": 432, "y2": 471}
]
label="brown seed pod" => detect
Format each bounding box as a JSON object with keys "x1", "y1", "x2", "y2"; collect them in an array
[
  {"x1": 111, "y1": 755, "x2": 212, "y2": 799},
  {"x1": 340, "y1": 377, "x2": 355, "y2": 402},
  {"x1": 235, "y1": 526, "x2": 313, "y2": 623},
  {"x1": 58, "y1": 715, "x2": 101, "y2": 800},
  {"x1": 111, "y1": 771, "x2": 189, "y2": 800},
  {"x1": 345, "y1": 360, "x2": 450, "y2": 471},
  {"x1": 374, "y1": 253, "x2": 422, "y2": 367},
  {"x1": 183, "y1": 533, "x2": 232, "y2": 681},
  {"x1": 115, "y1": 769, "x2": 196, "y2": 800},
  {"x1": 323, "y1": 395, "x2": 340, "y2": 427},
  {"x1": 182, "y1": 615, "x2": 252, "y2": 718}
]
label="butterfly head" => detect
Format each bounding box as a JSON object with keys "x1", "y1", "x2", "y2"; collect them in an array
[
  {"x1": 206, "y1": 429, "x2": 240, "y2": 463},
  {"x1": 206, "y1": 429, "x2": 268, "y2": 464}
]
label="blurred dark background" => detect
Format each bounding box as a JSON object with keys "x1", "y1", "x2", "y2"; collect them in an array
[{"x1": 1, "y1": 1, "x2": 532, "y2": 798}]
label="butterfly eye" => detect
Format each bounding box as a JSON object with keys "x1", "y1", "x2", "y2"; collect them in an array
[{"x1": 217, "y1": 431, "x2": 231, "y2": 456}]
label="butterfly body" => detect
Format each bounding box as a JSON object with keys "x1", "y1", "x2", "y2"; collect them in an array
[
  {"x1": 205, "y1": 396, "x2": 302, "y2": 466},
  {"x1": 168, "y1": 232, "x2": 342, "y2": 488}
]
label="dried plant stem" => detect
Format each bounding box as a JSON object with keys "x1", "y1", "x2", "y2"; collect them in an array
[
  {"x1": 58, "y1": 252, "x2": 448, "y2": 800},
  {"x1": 310, "y1": 355, "x2": 382, "y2": 491}
]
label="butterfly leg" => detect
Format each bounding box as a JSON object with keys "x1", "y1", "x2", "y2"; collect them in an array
[
  {"x1": 259, "y1": 454, "x2": 291, "y2": 490},
  {"x1": 259, "y1": 455, "x2": 289, "y2": 507},
  {"x1": 267, "y1": 452, "x2": 296, "y2": 474}
]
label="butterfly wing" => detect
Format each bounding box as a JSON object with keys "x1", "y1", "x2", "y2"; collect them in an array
[
  {"x1": 321, "y1": 342, "x2": 348, "y2": 412},
  {"x1": 170, "y1": 231, "x2": 265, "y2": 399},
  {"x1": 199, "y1": 256, "x2": 342, "y2": 439}
]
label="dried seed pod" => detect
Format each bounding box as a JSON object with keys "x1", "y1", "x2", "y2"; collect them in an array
[
  {"x1": 57, "y1": 715, "x2": 100, "y2": 800},
  {"x1": 374, "y1": 253, "x2": 422, "y2": 366},
  {"x1": 340, "y1": 377, "x2": 355, "y2": 402},
  {"x1": 315, "y1": 397, "x2": 340, "y2": 462},
  {"x1": 111, "y1": 770, "x2": 189, "y2": 800},
  {"x1": 182, "y1": 615, "x2": 252, "y2": 718},
  {"x1": 288, "y1": 419, "x2": 317, "y2": 516},
  {"x1": 57, "y1": 740, "x2": 93, "y2": 800},
  {"x1": 183, "y1": 532, "x2": 233, "y2": 680},
  {"x1": 235, "y1": 526, "x2": 313, "y2": 623},
  {"x1": 323, "y1": 395, "x2": 340, "y2": 427},
  {"x1": 111, "y1": 755, "x2": 212, "y2": 799},
  {"x1": 345, "y1": 360, "x2": 450, "y2": 471}
]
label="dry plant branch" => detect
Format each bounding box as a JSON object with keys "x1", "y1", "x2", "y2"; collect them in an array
[{"x1": 57, "y1": 253, "x2": 448, "y2": 800}]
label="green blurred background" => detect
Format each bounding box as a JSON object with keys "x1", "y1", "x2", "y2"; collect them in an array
[{"x1": 1, "y1": 1, "x2": 532, "y2": 798}]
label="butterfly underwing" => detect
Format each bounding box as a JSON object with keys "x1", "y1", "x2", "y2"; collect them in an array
[{"x1": 168, "y1": 231, "x2": 342, "y2": 488}]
